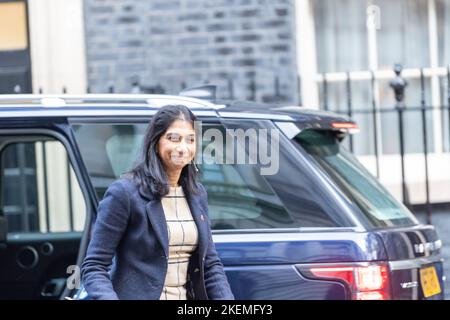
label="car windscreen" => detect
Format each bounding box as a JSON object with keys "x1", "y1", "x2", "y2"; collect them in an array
[{"x1": 292, "y1": 128, "x2": 418, "y2": 228}]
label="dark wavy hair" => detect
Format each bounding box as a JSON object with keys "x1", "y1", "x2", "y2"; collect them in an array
[{"x1": 128, "y1": 105, "x2": 200, "y2": 198}]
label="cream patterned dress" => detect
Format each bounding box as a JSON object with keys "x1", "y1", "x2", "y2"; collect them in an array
[{"x1": 159, "y1": 186, "x2": 199, "y2": 300}]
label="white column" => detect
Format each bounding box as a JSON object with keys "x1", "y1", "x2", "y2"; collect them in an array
[
  {"x1": 366, "y1": 3, "x2": 383, "y2": 172},
  {"x1": 28, "y1": 0, "x2": 87, "y2": 94},
  {"x1": 294, "y1": 0, "x2": 319, "y2": 109},
  {"x1": 366, "y1": 4, "x2": 379, "y2": 74},
  {"x1": 428, "y1": 0, "x2": 443, "y2": 153}
]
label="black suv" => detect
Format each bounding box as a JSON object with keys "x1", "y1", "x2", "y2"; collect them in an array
[{"x1": 0, "y1": 93, "x2": 444, "y2": 300}]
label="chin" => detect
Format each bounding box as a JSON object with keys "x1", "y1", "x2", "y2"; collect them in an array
[{"x1": 170, "y1": 162, "x2": 189, "y2": 170}]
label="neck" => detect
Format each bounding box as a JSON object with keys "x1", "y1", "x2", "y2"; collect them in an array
[{"x1": 166, "y1": 169, "x2": 181, "y2": 187}]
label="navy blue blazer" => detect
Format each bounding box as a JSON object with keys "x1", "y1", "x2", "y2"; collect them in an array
[{"x1": 80, "y1": 177, "x2": 234, "y2": 300}]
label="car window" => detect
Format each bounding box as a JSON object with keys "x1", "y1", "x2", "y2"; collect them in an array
[
  {"x1": 71, "y1": 122, "x2": 294, "y2": 229},
  {"x1": 71, "y1": 123, "x2": 146, "y2": 200},
  {"x1": 0, "y1": 137, "x2": 86, "y2": 233},
  {"x1": 72, "y1": 120, "x2": 354, "y2": 229},
  {"x1": 222, "y1": 119, "x2": 356, "y2": 228},
  {"x1": 292, "y1": 129, "x2": 418, "y2": 228},
  {"x1": 198, "y1": 124, "x2": 293, "y2": 229}
]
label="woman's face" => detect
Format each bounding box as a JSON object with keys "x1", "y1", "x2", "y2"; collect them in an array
[{"x1": 157, "y1": 119, "x2": 196, "y2": 172}]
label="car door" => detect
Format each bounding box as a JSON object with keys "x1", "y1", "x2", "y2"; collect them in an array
[{"x1": 0, "y1": 125, "x2": 92, "y2": 299}]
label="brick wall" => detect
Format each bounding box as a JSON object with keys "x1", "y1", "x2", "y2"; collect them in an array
[{"x1": 83, "y1": 0, "x2": 299, "y2": 103}]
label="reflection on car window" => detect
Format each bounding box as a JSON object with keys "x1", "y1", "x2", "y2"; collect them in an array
[
  {"x1": 224, "y1": 119, "x2": 355, "y2": 228},
  {"x1": 294, "y1": 129, "x2": 417, "y2": 227},
  {"x1": 199, "y1": 124, "x2": 293, "y2": 229},
  {"x1": 201, "y1": 162, "x2": 294, "y2": 229}
]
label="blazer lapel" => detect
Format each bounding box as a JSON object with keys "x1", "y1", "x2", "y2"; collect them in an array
[
  {"x1": 186, "y1": 192, "x2": 209, "y2": 258},
  {"x1": 139, "y1": 183, "x2": 169, "y2": 257},
  {"x1": 146, "y1": 199, "x2": 169, "y2": 258}
]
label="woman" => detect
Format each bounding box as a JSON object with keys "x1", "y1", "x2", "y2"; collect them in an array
[{"x1": 81, "y1": 105, "x2": 234, "y2": 300}]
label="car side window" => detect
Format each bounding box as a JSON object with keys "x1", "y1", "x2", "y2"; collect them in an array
[
  {"x1": 71, "y1": 123, "x2": 147, "y2": 200},
  {"x1": 199, "y1": 124, "x2": 294, "y2": 229},
  {"x1": 72, "y1": 121, "x2": 295, "y2": 229},
  {"x1": 72, "y1": 120, "x2": 353, "y2": 230},
  {"x1": 222, "y1": 119, "x2": 356, "y2": 228},
  {"x1": 0, "y1": 137, "x2": 86, "y2": 233}
]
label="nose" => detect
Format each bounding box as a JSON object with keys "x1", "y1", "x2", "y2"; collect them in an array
[{"x1": 175, "y1": 142, "x2": 188, "y2": 154}]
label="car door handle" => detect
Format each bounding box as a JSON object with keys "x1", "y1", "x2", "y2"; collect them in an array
[{"x1": 41, "y1": 278, "x2": 66, "y2": 298}]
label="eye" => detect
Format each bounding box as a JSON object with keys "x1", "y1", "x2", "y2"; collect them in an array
[
  {"x1": 186, "y1": 135, "x2": 195, "y2": 143},
  {"x1": 167, "y1": 133, "x2": 181, "y2": 142}
]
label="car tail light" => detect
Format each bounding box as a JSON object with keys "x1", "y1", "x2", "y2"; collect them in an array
[
  {"x1": 306, "y1": 264, "x2": 391, "y2": 300},
  {"x1": 331, "y1": 122, "x2": 360, "y2": 134}
]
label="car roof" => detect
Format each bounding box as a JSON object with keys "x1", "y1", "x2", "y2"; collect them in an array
[
  {"x1": 215, "y1": 99, "x2": 352, "y2": 123},
  {"x1": 0, "y1": 94, "x2": 353, "y2": 126}
]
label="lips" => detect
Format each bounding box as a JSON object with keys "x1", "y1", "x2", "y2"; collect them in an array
[{"x1": 170, "y1": 152, "x2": 190, "y2": 165}]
